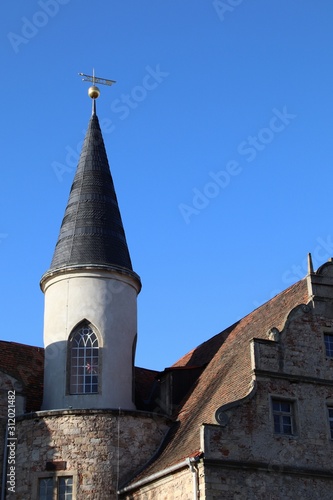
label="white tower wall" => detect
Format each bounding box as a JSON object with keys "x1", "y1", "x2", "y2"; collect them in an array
[{"x1": 41, "y1": 268, "x2": 140, "y2": 410}]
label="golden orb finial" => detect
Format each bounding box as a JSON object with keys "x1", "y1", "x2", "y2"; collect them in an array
[
  {"x1": 88, "y1": 85, "x2": 100, "y2": 99},
  {"x1": 79, "y1": 72, "x2": 116, "y2": 115}
]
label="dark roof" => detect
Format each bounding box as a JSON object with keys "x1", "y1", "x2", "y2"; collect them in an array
[
  {"x1": 0, "y1": 341, "x2": 44, "y2": 412},
  {"x1": 135, "y1": 366, "x2": 159, "y2": 410},
  {"x1": 47, "y1": 113, "x2": 134, "y2": 274},
  {"x1": 126, "y1": 278, "x2": 310, "y2": 486}
]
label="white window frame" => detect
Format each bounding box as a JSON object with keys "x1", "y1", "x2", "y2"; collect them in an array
[
  {"x1": 271, "y1": 397, "x2": 297, "y2": 436},
  {"x1": 69, "y1": 323, "x2": 99, "y2": 395}
]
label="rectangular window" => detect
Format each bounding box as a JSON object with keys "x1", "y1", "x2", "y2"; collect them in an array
[
  {"x1": 58, "y1": 477, "x2": 73, "y2": 500},
  {"x1": 272, "y1": 399, "x2": 295, "y2": 435},
  {"x1": 39, "y1": 478, "x2": 53, "y2": 500},
  {"x1": 328, "y1": 408, "x2": 333, "y2": 440},
  {"x1": 324, "y1": 334, "x2": 333, "y2": 357},
  {"x1": 38, "y1": 476, "x2": 73, "y2": 500}
]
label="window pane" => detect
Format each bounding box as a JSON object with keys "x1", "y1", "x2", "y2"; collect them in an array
[
  {"x1": 39, "y1": 478, "x2": 53, "y2": 500},
  {"x1": 70, "y1": 324, "x2": 99, "y2": 394},
  {"x1": 328, "y1": 407, "x2": 333, "y2": 440},
  {"x1": 282, "y1": 415, "x2": 292, "y2": 434},
  {"x1": 272, "y1": 399, "x2": 294, "y2": 435},
  {"x1": 281, "y1": 402, "x2": 291, "y2": 413},
  {"x1": 324, "y1": 334, "x2": 333, "y2": 357},
  {"x1": 273, "y1": 414, "x2": 281, "y2": 433},
  {"x1": 58, "y1": 476, "x2": 73, "y2": 500}
]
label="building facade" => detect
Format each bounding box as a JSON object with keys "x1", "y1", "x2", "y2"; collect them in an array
[{"x1": 1, "y1": 89, "x2": 333, "y2": 499}]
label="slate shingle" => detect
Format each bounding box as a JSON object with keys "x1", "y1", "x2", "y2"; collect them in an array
[{"x1": 48, "y1": 113, "x2": 133, "y2": 272}]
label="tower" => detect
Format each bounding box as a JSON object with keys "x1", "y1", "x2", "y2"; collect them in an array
[{"x1": 40, "y1": 76, "x2": 141, "y2": 410}]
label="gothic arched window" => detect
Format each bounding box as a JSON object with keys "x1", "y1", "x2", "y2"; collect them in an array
[{"x1": 69, "y1": 323, "x2": 99, "y2": 394}]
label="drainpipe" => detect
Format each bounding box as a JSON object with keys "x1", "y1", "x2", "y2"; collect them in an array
[
  {"x1": 117, "y1": 454, "x2": 201, "y2": 497},
  {"x1": 186, "y1": 457, "x2": 199, "y2": 499},
  {"x1": 1, "y1": 423, "x2": 8, "y2": 500}
]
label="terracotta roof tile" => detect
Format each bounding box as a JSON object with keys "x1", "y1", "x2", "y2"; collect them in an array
[
  {"x1": 172, "y1": 323, "x2": 237, "y2": 368},
  {"x1": 0, "y1": 341, "x2": 44, "y2": 412}
]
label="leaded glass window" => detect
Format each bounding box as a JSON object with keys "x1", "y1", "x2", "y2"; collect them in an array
[
  {"x1": 39, "y1": 478, "x2": 53, "y2": 500},
  {"x1": 70, "y1": 324, "x2": 99, "y2": 394},
  {"x1": 58, "y1": 476, "x2": 73, "y2": 500},
  {"x1": 38, "y1": 476, "x2": 73, "y2": 499}
]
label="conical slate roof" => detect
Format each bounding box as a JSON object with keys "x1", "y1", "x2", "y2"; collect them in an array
[{"x1": 48, "y1": 112, "x2": 133, "y2": 273}]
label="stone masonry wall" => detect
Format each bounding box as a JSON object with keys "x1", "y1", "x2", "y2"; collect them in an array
[
  {"x1": 204, "y1": 464, "x2": 333, "y2": 500},
  {"x1": 253, "y1": 304, "x2": 333, "y2": 380},
  {"x1": 0, "y1": 371, "x2": 25, "y2": 496},
  {"x1": 11, "y1": 409, "x2": 170, "y2": 500},
  {"x1": 201, "y1": 305, "x2": 333, "y2": 499},
  {"x1": 122, "y1": 463, "x2": 205, "y2": 500},
  {"x1": 206, "y1": 379, "x2": 333, "y2": 470}
]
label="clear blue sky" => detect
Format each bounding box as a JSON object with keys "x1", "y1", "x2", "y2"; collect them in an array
[{"x1": 1, "y1": 1, "x2": 333, "y2": 370}]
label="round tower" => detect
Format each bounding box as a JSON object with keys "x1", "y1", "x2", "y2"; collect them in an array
[{"x1": 41, "y1": 85, "x2": 141, "y2": 410}]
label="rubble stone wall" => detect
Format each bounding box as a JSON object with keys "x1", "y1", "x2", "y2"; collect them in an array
[{"x1": 12, "y1": 409, "x2": 169, "y2": 500}]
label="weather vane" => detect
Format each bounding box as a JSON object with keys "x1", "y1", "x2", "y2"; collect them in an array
[{"x1": 79, "y1": 69, "x2": 116, "y2": 113}]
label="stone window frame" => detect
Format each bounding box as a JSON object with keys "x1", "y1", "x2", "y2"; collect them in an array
[
  {"x1": 67, "y1": 320, "x2": 102, "y2": 396},
  {"x1": 324, "y1": 332, "x2": 333, "y2": 358},
  {"x1": 33, "y1": 471, "x2": 77, "y2": 499},
  {"x1": 270, "y1": 396, "x2": 298, "y2": 437}
]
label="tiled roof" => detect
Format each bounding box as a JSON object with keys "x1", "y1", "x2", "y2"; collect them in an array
[
  {"x1": 172, "y1": 323, "x2": 238, "y2": 368},
  {"x1": 47, "y1": 113, "x2": 135, "y2": 275},
  {"x1": 127, "y1": 278, "x2": 309, "y2": 485},
  {"x1": 0, "y1": 341, "x2": 44, "y2": 412}
]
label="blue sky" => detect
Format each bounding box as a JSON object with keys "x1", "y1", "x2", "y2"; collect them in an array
[{"x1": 1, "y1": 1, "x2": 333, "y2": 370}]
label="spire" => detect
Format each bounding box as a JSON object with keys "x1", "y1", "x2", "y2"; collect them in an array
[
  {"x1": 46, "y1": 112, "x2": 135, "y2": 276},
  {"x1": 41, "y1": 77, "x2": 140, "y2": 413},
  {"x1": 307, "y1": 253, "x2": 314, "y2": 275}
]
